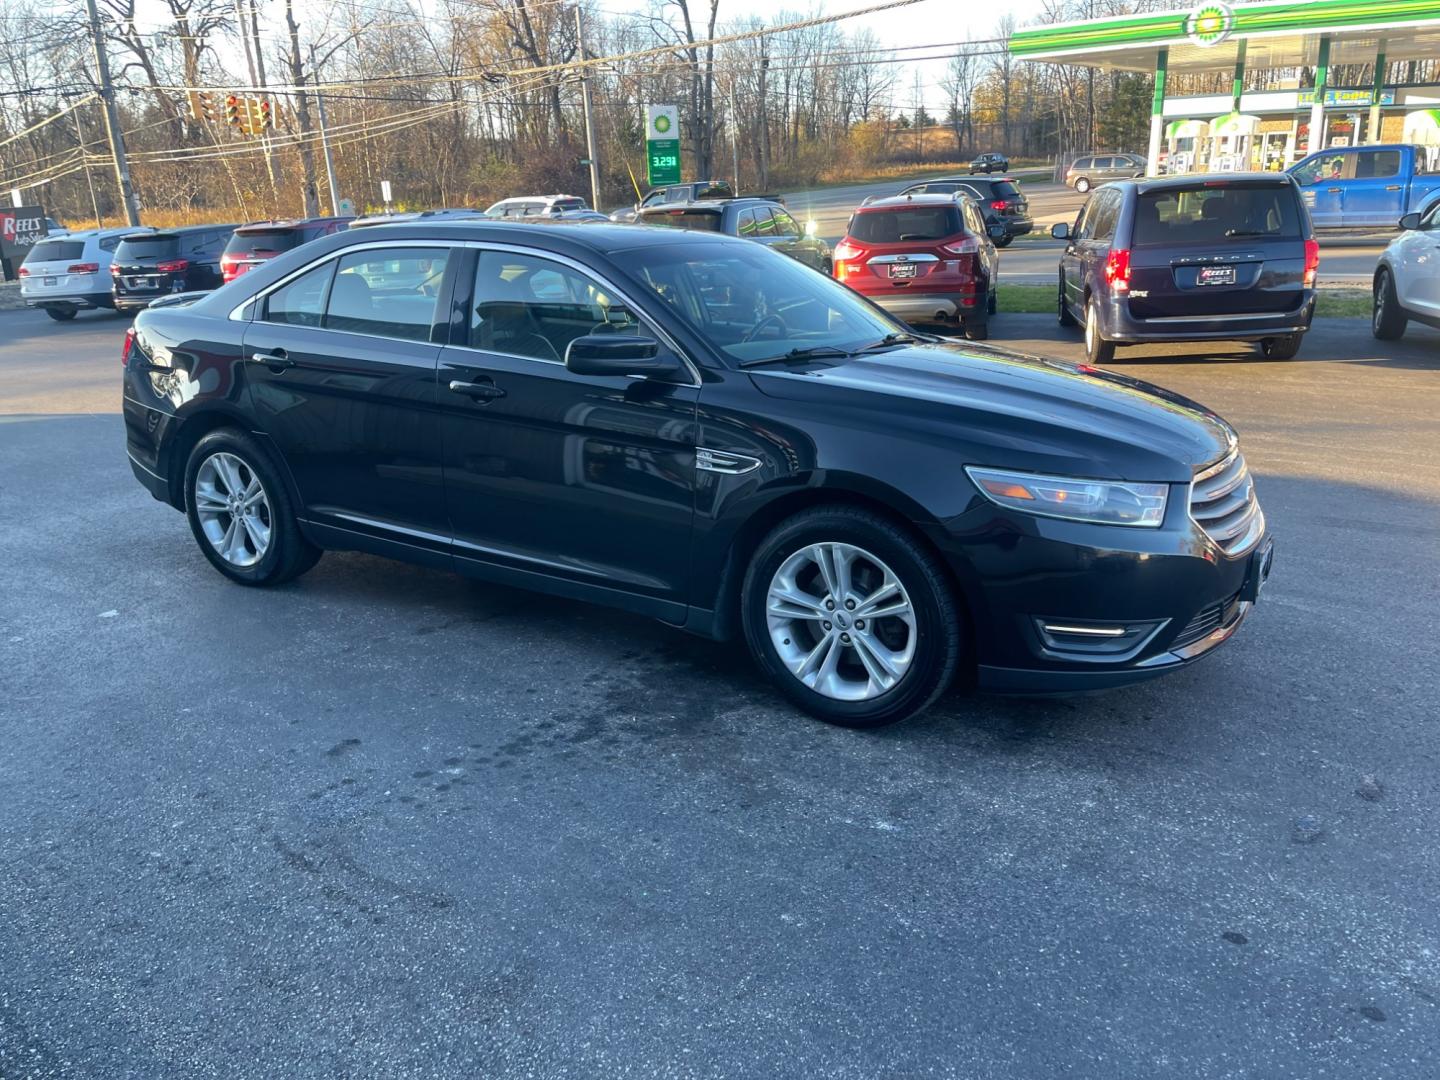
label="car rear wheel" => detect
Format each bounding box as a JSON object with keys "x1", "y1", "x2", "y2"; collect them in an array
[
  {"x1": 1084, "y1": 298, "x2": 1115, "y2": 364},
  {"x1": 1259, "y1": 334, "x2": 1303, "y2": 360},
  {"x1": 963, "y1": 315, "x2": 989, "y2": 340},
  {"x1": 184, "y1": 429, "x2": 321, "y2": 587},
  {"x1": 1372, "y1": 268, "x2": 1408, "y2": 341},
  {"x1": 1075, "y1": 177, "x2": 1091, "y2": 193},
  {"x1": 44, "y1": 306, "x2": 76, "y2": 322},
  {"x1": 741, "y1": 507, "x2": 964, "y2": 727}
]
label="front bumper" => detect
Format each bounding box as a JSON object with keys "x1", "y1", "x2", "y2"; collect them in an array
[
  {"x1": 1106, "y1": 295, "x2": 1315, "y2": 343},
  {"x1": 933, "y1": 497, "x2": 1273, "y2": 695}
]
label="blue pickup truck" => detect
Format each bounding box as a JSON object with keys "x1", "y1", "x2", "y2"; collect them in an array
[{"x1": 1287, "y1": 144, "x2": 1440, "y2": 228}]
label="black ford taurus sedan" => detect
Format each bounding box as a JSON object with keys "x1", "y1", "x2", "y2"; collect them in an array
[{"x1": 123, "y1": 220, "x2": 1273, "y2": 727}]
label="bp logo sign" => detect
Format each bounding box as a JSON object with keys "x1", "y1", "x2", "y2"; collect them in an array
[
  {"x1": 645, "y1": 105, "x2": 681, "y2": 185},
  {"x1": 1185, "y1": 2, "x2": 1234, "y2": 47},
  {"x1": 653, "y1": 114, "x2": 671, "y2": 134}
]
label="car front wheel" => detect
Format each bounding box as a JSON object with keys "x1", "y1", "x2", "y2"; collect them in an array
[
  {"x1": 1372, "y1": 268, "x2": 1407, "y2": 340},
  {"x1": 1075, "y1": 177, "x2": 1091, "y2": 193},
  {"x1": 741, "y1": 507, "x2": 964, "y2": 727},
  {"x1": 184, "y1": 428, "x2": 322, "y2": 586}
]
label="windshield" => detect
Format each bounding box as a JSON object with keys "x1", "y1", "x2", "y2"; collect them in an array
[
  {"x1": 848, "y1": 206, "x2": 960, "y2": 243},
  {"x1": 1134, "y1": 184, "x2": 1303, "y2": 246},
  {"x1": 24, "y1": 240, "x2": 82, "y2": 263},
  {"x1": 226, "y1": 229, "x2": 302, "y2": 257},
  {"x1": 621, "y1": 241, "x2": 904, "y2": 364},
  {"x1": 115, "y1": 235, "x2": 180, "y2": 260},
  {"x1": 641, "y1": 209, "x2": 724, "y2": 232}
]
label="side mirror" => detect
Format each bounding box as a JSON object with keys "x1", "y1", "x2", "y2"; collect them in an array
[
  {"x1": 1399, "y1": 212, "x2": 1422, "y2": 231},
  {"x1": 1051, "y1": 222, "x2": 1071, "y2": 240},
  {"x1": 565, "y1": 334, "x2": 678, "y2": 378}
]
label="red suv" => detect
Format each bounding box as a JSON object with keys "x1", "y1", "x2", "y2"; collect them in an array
[
  {"x1": 832, "y1": 194, "x2": 1000, "y2": 339},
  {"x1": 220, "y1": 217, "x2": 353, "y2": 283}
]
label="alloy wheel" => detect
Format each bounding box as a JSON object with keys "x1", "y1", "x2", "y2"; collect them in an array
[
  {"x1": 1373, "y1": 272, "x2": 1387, "y2": 331},
  {"x1": 765, "y1": 542, "x2": 916, "y2": 702},
  {"x1": 194, "y1": 451, "x2": 272, "y2": 567}
]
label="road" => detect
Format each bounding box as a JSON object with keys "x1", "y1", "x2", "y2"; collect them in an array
[
  {"x1": 3, "y1": 306, "x2": 1439, "y2": 1078},
  {"x1": 785, "y1": 177, "x2": 1392, "y2": 285}
]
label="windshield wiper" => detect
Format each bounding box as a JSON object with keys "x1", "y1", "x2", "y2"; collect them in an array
[
  {"x1": 858, "y1": 332, "x2": 920, "y2": 351},
  {"x1": 739, "y1": 345, "x2": 852, "y2": 368},
  {"x1": 1224, "y1": 228, "x2": 1273, "y2": 237}
]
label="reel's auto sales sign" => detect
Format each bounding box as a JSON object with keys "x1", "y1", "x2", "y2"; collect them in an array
[{"x1": 0, "y1": 207, "x2": 47, "y2": 263}]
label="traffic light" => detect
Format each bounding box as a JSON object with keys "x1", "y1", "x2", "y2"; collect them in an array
[
  {"x1": 224, "y1": 94, "x2": 241, "y2": 128},
  {"x1": 186, "y1": 90, "x2": 216, "y2": 123},
  {"x1": 257, "y1": 98, "x2": 273, "y2": 131}
]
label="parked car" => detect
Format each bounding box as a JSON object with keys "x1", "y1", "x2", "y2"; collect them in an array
[
  {"x1": 969, "y1": 152, "x2": 1009, "y2": 175},
  {"x1": 609, "y1": 180, "x2": 734, "y2": 223},
  {"x1": 638, "y1": 197, "x2": 831, "y2": 273},
  {"x1": 111, "y1": 224, "x2": 238, "y2": 312},
  {"x1": 19, "y1": 226, "x2": 153, "y2": 320},
  {"x1": 1053, "y1": 173, "x2": 1318, "y2": 363},
  {"x1": 1288, "y1": 144, "x2": 1440, "y2": 228},
  {"x1": 897, "y1": 176, "x2": 1033, "y2": 246},
  {"x1": 1372, "y1": 202, "x2": 1440, "y2": 339},
  {"x1": 220, "y1": 217, "x2": 352, "y2": 283},
  {"x1": 122, "y1": 219, "x2": 1272, "y2": 727},
  {"x1": 483, "y1": 195, "x2": 590, "y2": 219},
  {"x1": 833, "y1": 193, "x2": 1000, "y2": 338},
  {"x1": 349, "y1": 208, "x2": 484, "y2": 229},
  {"x1": 1065, "y1": 153, "x2": 1146, "y2": 193}
]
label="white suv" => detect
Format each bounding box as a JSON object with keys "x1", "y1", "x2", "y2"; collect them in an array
[
  {"x1": 20, "y1": 226, "x2": 153, "y2": 321},
  {"x1": 483, "y1": 194, "x2": 589, "y2": 219},
  {"x1": 1372, "y1": 203, "x2": 1440, "y2": 340}
]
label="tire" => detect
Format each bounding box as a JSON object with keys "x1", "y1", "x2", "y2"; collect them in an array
[
  {"x1": 963, "y1": 315, "x2": 989, "y2": 340},
  {"x1": 1057, "y1": 277, "x2": 1077, "y2": 327},
  {"x1": 1084, "y1": 298, "x2": 1115, "y2": 364},
  {"x1": 44, "y1": 306, "x2": 76, "y2": 322},
  {"x1": 1075, "y1": 177, "x2": 1091, "y2": 193},
  {"x1": 1259, "y1": 334, "x2": 1303, "y2": 360},
  {"x1": 184, "y1": 428, "x2": 322, "y2": 587},
  {"x1": 994, "y1": 234, "x2": 1013, "y2": 248},
  {"x1": 1372, "y1": 267, "x2": 1407, "y2": 341},
  {"x1": 740, "y1": 506, "x2": 964, "y2": 727}
]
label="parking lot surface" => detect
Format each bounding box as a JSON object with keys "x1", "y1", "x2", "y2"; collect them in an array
[{"x1": 2, "y1": 306, "x2": 1438, "y2": 1078}]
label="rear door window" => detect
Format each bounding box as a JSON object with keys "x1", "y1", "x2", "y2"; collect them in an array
[
  {"x1": 1133, "y1": 184, "x2": 1302, "y2": 245},
  {"x1": 1355, "y1": 150, "x2": 1402, "y2": 179},
  {"x1": 325, "y1": 247, "x2": 447, "y2": 341},
  {"x1": 228, "y1": 229, "x2": 301, "y2": 258},
  {"x1": 263, "y1": 261, "x2": 335, "y2": 327},
  {"x1": 848, "y1": 206, "x2": 960, "y2": 243},
  {"x1": 25, "y1": 240, "x2": 83, "y2": 263}
]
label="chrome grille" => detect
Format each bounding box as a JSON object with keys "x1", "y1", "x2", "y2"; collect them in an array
[{"x1": 1190, "y1": 450, "x2": 1263, "y2": 556}]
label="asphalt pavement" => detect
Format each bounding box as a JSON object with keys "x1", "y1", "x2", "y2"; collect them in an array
[
  {"x1": 3, "y1": 305, "x2": 1439, "y2": 1078},
  {"x1": 784, "y1": 177, "x2": 1392, "y2": 285}
]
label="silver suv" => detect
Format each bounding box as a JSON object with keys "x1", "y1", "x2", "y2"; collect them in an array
[
  {"x1": 483, "y1": 195, "x2": 590, "y2": 219},
  {"x1": 20, "y1": 226, "x2": 153, "y2": 321},
  {"x1": 1065, "y1": 154, "x2": 1146, "y2": 193}
]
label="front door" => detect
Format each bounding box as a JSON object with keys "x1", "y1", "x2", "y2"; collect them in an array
[
  {"x1": 436, "y1": 247, "x2": 700, "y2": 620},
  {"x1": 1395, "y1": 203, "x2": 1440, "y2": 319},
  {"x1": 242, "y1": 243, "x2": 453, "y2": 548}
]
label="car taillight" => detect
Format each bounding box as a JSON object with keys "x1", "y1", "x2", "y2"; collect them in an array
[
  {"x1": 990, "y1": 200, "x2": 1009, "y2": 212},
  {"x1": 17, "y1": 267, "x2": 28, "y2": 277},
  {"x1": 121, "y1": 326, "x2": 135, "y2": 367},
  {"x1": 1104, "y1": 249, "x2": 1132, "y2": 293},
  {"x1": 832, "y1": 240, "x2": 863, "y2": 262},
  {"x1": 67, "y1": 263, "x2": 99, "y2": 274},
  {"x1": 941, "y1": 238, "x2": 978, "y2": 256},
  {"x1": 156, "y1": 259, "x2": 188, "y2": 272},
  {"x1": 110, "y1": 263, "x2": 122, "y2": 276},
  {"x1": 1303, "y1": 238, "x2": 1319, "y2": 288}
]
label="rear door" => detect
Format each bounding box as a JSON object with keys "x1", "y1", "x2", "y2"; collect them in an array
[
  {"x1": 1346, "y1": 148, "x2": 1406, "y2": 226},
  {"x1": 241, "y1": 242, "x2": 453, "y2": 549},
  {"x1": 1126, "y1": 182, "x2": 1308, "y2": 319}
]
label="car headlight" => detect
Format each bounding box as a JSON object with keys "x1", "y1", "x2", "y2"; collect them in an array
[{"x1": 965, "y1": 466, "x2": 1168, "y2": 528}]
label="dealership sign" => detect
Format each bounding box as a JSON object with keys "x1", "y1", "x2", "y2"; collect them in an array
[{"x1": 0, "y1": 206, "x2": 46, "y2": 262}]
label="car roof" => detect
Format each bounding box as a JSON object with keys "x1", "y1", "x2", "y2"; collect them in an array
[
  {"x1": 858, "y1": 193, "x2": 965, "y2": 210},
  {"x1": 1131, "y1": 172, "x2": 1298, "y2": 195},
  {"x1": 52, "y1": 226, "x2": 155, "y2": 240},
  {"x1": 235, "y1": 216, "x2": 351, "y2": 232},
  {"x1": 643, "y1": 196, "x2": 777, "y2": 212},
  {"x1": 122, "y1": 223, "x2": 238, "y2": 237}
]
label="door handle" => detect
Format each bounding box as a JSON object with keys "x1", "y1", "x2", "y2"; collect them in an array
[
  {"x1": 250, "y1": 349, "x2": 292, "y2": 371},
  {"x1": 1326, "y1": 187, "x2": 1342, "y2": 193},
  {"x1": 1385, "y1": 185, "x2": 1402, "y2": 191},
  {"x1": 448, "y1": 379, "x2": 506, "y2": 402}
]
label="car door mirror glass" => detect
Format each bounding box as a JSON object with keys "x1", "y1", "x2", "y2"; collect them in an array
[
  {"x1": 1399, "y1": 211, "x2": 1422, "y2": 230},
  {"x1": 1051, "y1": 222, "x2": 1070, "y2": 240}
]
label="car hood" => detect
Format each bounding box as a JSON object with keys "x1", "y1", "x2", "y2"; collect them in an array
[{"x1": 745, "y1": 341, "x2": 1236, "y2": 482}]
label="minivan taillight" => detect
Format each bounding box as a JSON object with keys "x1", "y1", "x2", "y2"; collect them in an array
[
  {"x1": 1303, "y1": 238, "x2": 1319, "y2": 288},
  {"x1": 156, "y1": 259, "x2": 188, "y2": 273},
  {"x1": 121, "y1": 327, "x2": 135, "y2": 367},
  {"x1": 67, "y1": 263, "x2": 99, "y2": 274},
  {"x1": 1104, "y1": 249, "x2": 1132, "y2": 293}
]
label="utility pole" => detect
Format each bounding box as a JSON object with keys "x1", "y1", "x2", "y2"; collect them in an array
[
  {"x1": 285, "y1": 0, "x2": 319, "y2": 217},
  {"x1": 728, "y1": 81, "x2": 739, "y2": 189},
  {"x1": 575, "y1": 7, "x2": 602, "y2": 212},
  {"x1": 72, "y1": 103, "x2": 102, "y2": 228},
  {"x1": 758, "y1": 42, "x2": 770, "y2": 191},
  {"x1": 310, "y1": 47, "x2": 340, "y2": 215},
  {"x1": 83, "y1": 0, "x2": 141, "y2": 225}
]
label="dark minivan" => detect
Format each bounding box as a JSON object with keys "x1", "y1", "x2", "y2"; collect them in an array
[
  {"x1": 111, "y1": 225, "x2": 238, "y2": 312},
  {"x1": 1053, "y1": 174, "x2": 1318, "y2": 363}
]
